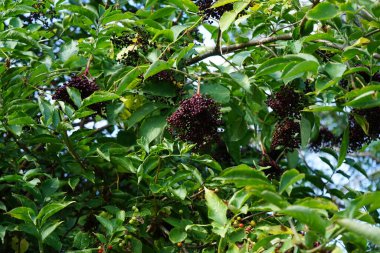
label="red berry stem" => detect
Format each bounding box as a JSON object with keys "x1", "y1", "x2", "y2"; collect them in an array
[{"x1": 83, "y1": 54, "x2": 93, "y2": 77}]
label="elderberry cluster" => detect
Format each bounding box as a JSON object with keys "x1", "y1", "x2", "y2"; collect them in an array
[
  {"x1": 167, "y1": 94, "x2": 222, "y2": 148},
  {"x1": 309, "y1": 127, "x2": 337, "y2": 151},
  {"x1": 267, "y1": 86, "x2": 305, "y2": 152},
  {"x1": 271, "y1": 119, "x2": 301, "y2": 151},
  {"x1": 194, "y1": 0, "x2": 233, "y2": 20},
  {"x1": 267, "y1": 86, "x2": 306, "y2": 119},
  {"x1": 111, "y1": 27, "x2": 151, "y2": 66},
  {"x1": 349, "y1": 107, "x2": 380, "y2": 151},
  {"x1": 52, "y1": 76, "x2": 102, "y2": 112}
]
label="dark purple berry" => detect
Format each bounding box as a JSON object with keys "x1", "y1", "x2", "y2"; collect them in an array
[
  {"x1": 349, "y1": 107, "x2": 380, "y2": 151},
  {"x1": 266, "y1": 86, "x2": 306, "y2": 119},
  {"x1": 167, "y1": 94, "x2": 222, "y2": 148},
  {"x1": 271, "y1": 119, "x2": 301, "y2": 151},
  {"x1": 194, "y1": 0, "x2": 233, "y2": 21},
  {"x1": 52, "y1": 76, "x2": 103, "y2": 112}
]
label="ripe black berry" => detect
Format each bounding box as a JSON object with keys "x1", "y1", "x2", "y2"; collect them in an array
[
  {"x1": 194, "y1": 0, "x2": 233, "y2": 20},
  {"x1": 52, "y1": 76, "x2": 102, "y2": 112},
  {"x1": 271, "y1": 119, "x2": 301, "y2": 151},
  {"x1": 266, "y1": 86, "x2": 306, "y2": 119},
  {"x1": 349, "y1": 107, "x2": 380, "y2": 151},
  {"x1": 167, "y1": 94, "x2": 222, "y2": 148}
]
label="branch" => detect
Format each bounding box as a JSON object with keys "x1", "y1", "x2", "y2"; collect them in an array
[
  {"x1": 186, "y1": 34, "x2": 293, "y2": 65},
  {"x1": 186, "y1": 32, "x2": 380, "y2": 66}
]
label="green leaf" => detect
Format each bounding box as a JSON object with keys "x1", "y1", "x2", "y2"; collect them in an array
[
  {"x1": 325, "y1": 63, "x2": 347, "y2": 79},
  {"x1": 139, "y1": 116, "x2": 167, "y2": 143},
  {"x1": 95, "y1": 215, "x2": 113, "y2": 235},
  {"x1": 337, "y1": 219, "x2": 380, "y2": 246},
  {"x1": 295, "y1": 198, "x2": 338, "y2": 212},
  {"x1": 229, "y1": 72, "x2": 251, "y2": 93},
  {"x1": 101, "y1": 11, "x2": 133, "y2": 25},
  {"x1": 279, "y1": 169, "x2": 305, "y2": 194},
  {"x1": 0, "y1": 30, "x2": 41, "y2": 50},
  {"x1": 261, "y1": 191, "x2": 289, "y2": 209},
  {"x1": 41, "y1": 221, "x2": 63, "y2": 241},
  {"x1": 300, "y1": 112, "x2": 314, "y2": 148},
  {"x1": 126, "y1": 103, "x2": 165, "y2": 129},
  {"x1": 228, "y1": 189, "x2": 252, "y2": 211},
  {"x1": 282, "y1": 61, "x2": 319, "y2": 83},
  {"x1": 7, "y1": 207, "x2": 36, "y2": 223},
  {"x1": 66, "y1": 87, "x2": 82, "y2": 108},
  {"x1": 73, "y1": 232, "x2": 91, "y2": 249},
  {"x1": 143, "y1": 61, "x2": 171, "y2": 79},
  {"x1": 131, "y1": 238, "x2": 142, "y2": 253},
  {"x1": 7, "y1": 111, "x2": 35, "y2": 126},
  {"x1": 220, "y1": 11, "x2": 237, "y2": 32},
  {"x1": 307, "y1": 2, "x2": 339, "y2": 20},
  {"x1": 205, "y1": 187, "x2": 227, "y2": 226},
  {"x1": 81, "y1": 91, "x2": 119, "y2": 108},
  {"x1": 60, "y1": 5, "x2": 98, "y2": 23},
  {"x1": 201, "y1": 83, "x2": 230, "y2": 104},
  {"x1": 0, "y1": 225, "x2": 6, "y2": 244},
  {"x1": 59, "y1": 40, "x2": 78, "y2": 62},
  {"x1": 37, "y1": 201, "x2": 75, "y2": 226},
  {"x1": 215, "y1": 164, "x2": 272, "y2": 190},
  {"x1": 281, "y1": 206, "x2": 327, "y2": 235},
  {"x1": 211, "y1": 0, "x2": 238, "y2": 8},
  {"x1": 337, "y1": 125, "x2": 349, "y2": 167},
  {"x1": 255, "y1": 57, "x2": 290, "y2": 77},
  {"x1": 169, "y1": 228, "x2": 187, "y2": 243}
]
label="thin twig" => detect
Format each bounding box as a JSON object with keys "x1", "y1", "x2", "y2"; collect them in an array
[{"x1": 186, "y1": 34, "x2": 293, "y2": 65}]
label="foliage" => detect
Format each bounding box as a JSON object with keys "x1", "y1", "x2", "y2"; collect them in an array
[{"x1": 0, "y1": 0, "x2": 380, "y2": 252}]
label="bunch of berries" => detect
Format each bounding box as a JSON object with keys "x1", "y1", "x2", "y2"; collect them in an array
[
  {"x1": 167, "y1": 94, "x2": 222, "y2": 148},
  {"x1": 349, "y1": 107, "x2": 380, "y2": 151},
  {"x1": 148, "y1": 70, "x2": 184, "y2": 89},
  {"x1": 111, "y1": 27, "x2": 151, "y2": 66},
  {"x1": 271, "y1": 119, "x2": 301, "y2": 151},
  {"x1": 266, "y1": 86, "x2": 306, "y2": 119},
  {"x1": 309, "y1": 127, "x2": 337, "y2": 151},
  {"x1": 194, "y1": 0, "x2": 233, "y2": 20},
  {"x1": 267, "y1": 86, "x2": 305, "y2": 151},
  {"x1": 52, "y1": 76, "x2": 102, "y2": 112}
]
